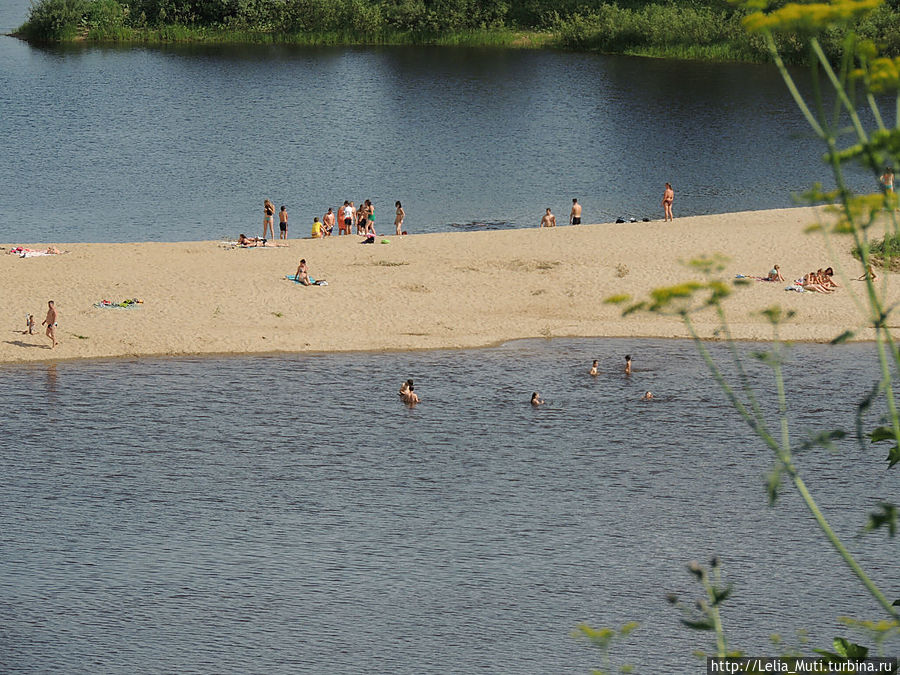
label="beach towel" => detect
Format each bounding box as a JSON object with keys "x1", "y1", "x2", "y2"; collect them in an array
[
  {"x1": 285, "y1": 275, "x2": 327, "y2": 286},
  {"x1": 735, "y1": 274, "x2": 771, "y2": 281},
  {"x1": 8, "y1": 247, "x2": 66, "y2": 258},
  {"x1": 785, "y1": 285, "x2": 805, "y2": 293},
  {"x1": 94, "y1": 298, "x2": 144, "y2": 308}
]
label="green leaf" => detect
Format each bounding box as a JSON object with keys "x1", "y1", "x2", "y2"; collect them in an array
[
  {"x1": 864, "y1": 502, "x2": 897, "y2": 537},
  {"x1": 767, "y1": 464, "x2": 783, "y2": 506},
  {"x1": 889, "y1": 445, "x2": 900, "y2": 468},
  {"x1": 711, "y1": 584, "x2": 733, "y2": 606},
  {"x1": 869, "y1": 426, "x2": 896, "y2": 443},
  {"x1": 831, "y1": 330, "x2": 855, "y2": 344},
  {"x1": 680, "y1": 618, "x2": 715, "y2": 631}
]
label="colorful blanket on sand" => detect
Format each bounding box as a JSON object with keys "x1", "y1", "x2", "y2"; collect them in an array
[
  {"x1": 7, "y1": 246, "x2": 66, "y2": 258},
  {"x1": 94, "y1": 298, "x2": 144, "y2": 309}
]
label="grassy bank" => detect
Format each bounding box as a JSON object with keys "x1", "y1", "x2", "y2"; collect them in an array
[{"x1": 14, "y1": 0, "x2": 900, "y2": 63}]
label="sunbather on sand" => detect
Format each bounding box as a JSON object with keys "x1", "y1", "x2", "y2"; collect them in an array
[
  {"x1": 237, "y1": 234, "x2": 286, "y2": 247},
  {"x1": 294, "y1": 259, "x2": 326, "y2": 286},
  {"x1": 823, "y1": 267, "x2": 839, "y2": 288},
  {"x1": 768, "y1": 265, "x2": 785, "y2": 282},
  {"x1": 801, "y1": 272, "x2": 832, "y2": 293}
]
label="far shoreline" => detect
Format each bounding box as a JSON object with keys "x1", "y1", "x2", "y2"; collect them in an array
[{"x1": 2, "y1": 206, "x2": 894, "y2": 365}]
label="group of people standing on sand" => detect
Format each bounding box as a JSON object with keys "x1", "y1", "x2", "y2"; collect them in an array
[
  {"x1": 539, "y1": 185, "x2": 675, "y2": 228},
  {"x1": 21, "y1": 300, "x2": 58, "y2": 349},
  {"x1": 261, "y1": 198, "x2": 408, "y2": 241}
]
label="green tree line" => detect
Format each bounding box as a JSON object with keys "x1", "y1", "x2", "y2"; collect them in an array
[{"x1": 15, "y1": 0, "x2": 900, "y2": 62}]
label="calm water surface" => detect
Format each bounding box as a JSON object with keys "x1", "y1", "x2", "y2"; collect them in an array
[
  {"x1": 1, "y1": 338, "x2": 897, "y2": 673},
  {"x1": 0, "y1": 1, "x2": 878, "y2": 243}
]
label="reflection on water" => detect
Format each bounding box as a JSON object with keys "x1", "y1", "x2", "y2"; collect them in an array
[
  {"x1": 448, "y1": 220, "x2": 518, "y2": 231},
  {"x1": 1, "y1": 338, "x2": 896, "y2": 673}
]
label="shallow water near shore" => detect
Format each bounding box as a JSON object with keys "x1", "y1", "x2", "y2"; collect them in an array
[
  {"x1": 0, "y1": 1, "x2": 881, "y2": 243},
  {"x1": 2, "y1": 337, "x2": 897, "y2": 673}
]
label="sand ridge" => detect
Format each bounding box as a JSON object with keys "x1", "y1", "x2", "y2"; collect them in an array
[{"x1": 1, "y1": 206, "x2": 894, "y2": 364}]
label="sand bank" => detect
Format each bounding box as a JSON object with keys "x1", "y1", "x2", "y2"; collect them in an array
[{"x1": 1, "y1": 206, "x2": 894, "y2": 364}]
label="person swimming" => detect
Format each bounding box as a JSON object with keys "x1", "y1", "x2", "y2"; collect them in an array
[
  {"x1": 625, "y1": 355, "x2": 632, "y2": 374},
  {"x1": 590, "y1": 360, "x2": 599, "y2": 376},
  {"x1": 641, "y1": 391, "x2": 654, "y2": 401},
  {"x1": 531, "y1": 392, "x2": 544, "y2": 406}
]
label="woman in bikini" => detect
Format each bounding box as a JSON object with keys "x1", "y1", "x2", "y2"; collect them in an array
[
  {"x1": 802, "y1": 272, "x2": 832, "y2": 293},
  {"x1": 365, "y1": 200, "x2": 376, "y2": 236},
  {"x1": 662, "y1": 183, "x2": 674, "y2": 222},
  {"x1": 395, "y1": 201, "x2": 405, "y2": 236},
  {"x1": 263, "y1": 199, "x2": 275, "y2": 240}
]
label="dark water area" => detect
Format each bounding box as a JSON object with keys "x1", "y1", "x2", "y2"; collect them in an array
[
  {"x1": 0, "y1": 1, "x2": 881, "y2": 243},
  {"x1": 1, "y1": 338, "x2": 897, "y2": 673}
]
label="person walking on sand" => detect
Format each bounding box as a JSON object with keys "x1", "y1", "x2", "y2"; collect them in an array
[
  {"x1": 279, "y1": 205, "x2": 288, "y2": 240},
  {"x1": 662, "y1": 183, "x2": 674, "y2": 222},
  {"x1": 42, "y1": 300, "x2": 58, "y2": 349},
  {"x1": 570, "y1": 198, "x2": 582, "y2": 225},
  {"x1": 263, "y1": 199, "x2": 276, "y2": 240},
  {"x1": 540, "y1": 208, "x2": 556, "y2": 228},
  {"x1": 395, "y1": 201, "x2": 405, "y2": 236}
]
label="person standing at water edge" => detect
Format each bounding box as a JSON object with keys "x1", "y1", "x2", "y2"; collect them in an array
[
  {"x1": 395, "y1": 201, "x2": 405, "y2": 235},
  {"x1": 263, "y1": 199, "x2": 275, "y2": 240},
  {"x1": 881, "y1": 167, "x2": 894, "y2": 194},
  {"x1": 42, "y1": 300, "x2": 58, "y2": 349},
  {"x1": 540, "y1": 208, "x2": 556, "y2": 228},
  {"x1": 340, "y1": 201, "x2": 352, "y2": 235},
  {"x1": 323, "y1": 208, "x2": 335, "y2": 236},
  {"x1": 279, "y1": 205, "x2": 288, "y2": 240},
  {"x1": 570, "y1": 198, "x2": 582, "y2": 225},
  {"x1": 662, "y1": 183, "x2": 674, "y2": 222}
]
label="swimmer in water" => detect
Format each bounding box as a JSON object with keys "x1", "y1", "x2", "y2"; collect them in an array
[
  {"x1": 590, "y1": 360, "x2": 599, "y2": 376},
  {"x1": 625, "y1": 355, "x2": 632, "y2": 375},
  {"x1": 531, "y1": 392, "x2": 544, "y2": 406},
  {"x1": 641, "y1": 391, "x2": 654, "y2": 401}
]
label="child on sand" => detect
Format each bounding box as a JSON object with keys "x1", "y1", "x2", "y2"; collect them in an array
[
  {"x1": 24, "y1": 314, "x2": 35, "y2": 335},
  {"x1": 279, "y1": 206, "x2": 288, "y2": 240},
  {"x1": 768, "y1": 265, "x2": 785, "y2": 282},
  {"x1": 311, "y1": 218, "x2": 324, "y2": 238}
]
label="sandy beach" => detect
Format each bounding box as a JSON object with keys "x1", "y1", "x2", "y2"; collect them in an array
[{"x1": 1, "y1": 206, "x2": 895, "y2": 364}]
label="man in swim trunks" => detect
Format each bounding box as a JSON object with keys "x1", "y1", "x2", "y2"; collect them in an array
[
  {"x1": 279, "y1": 206, "x2": 288, "y2": 240},
  {"x1": 540, "y1": 208, "x2": 556, "y2": 228},
  {"x1": 42, "y1": 300, "x2": 58, "y2": 349},
  {"x1": 570, "y1": 198, "x2": 582, "y2": 225},
  {"x1": 323, "y1": 208, "x2": 335, "y2": 236}
]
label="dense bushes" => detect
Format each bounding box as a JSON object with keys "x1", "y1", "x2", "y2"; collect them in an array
[{"x1": 15, "y1": 0, "x2": 900, "y2": 62}]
